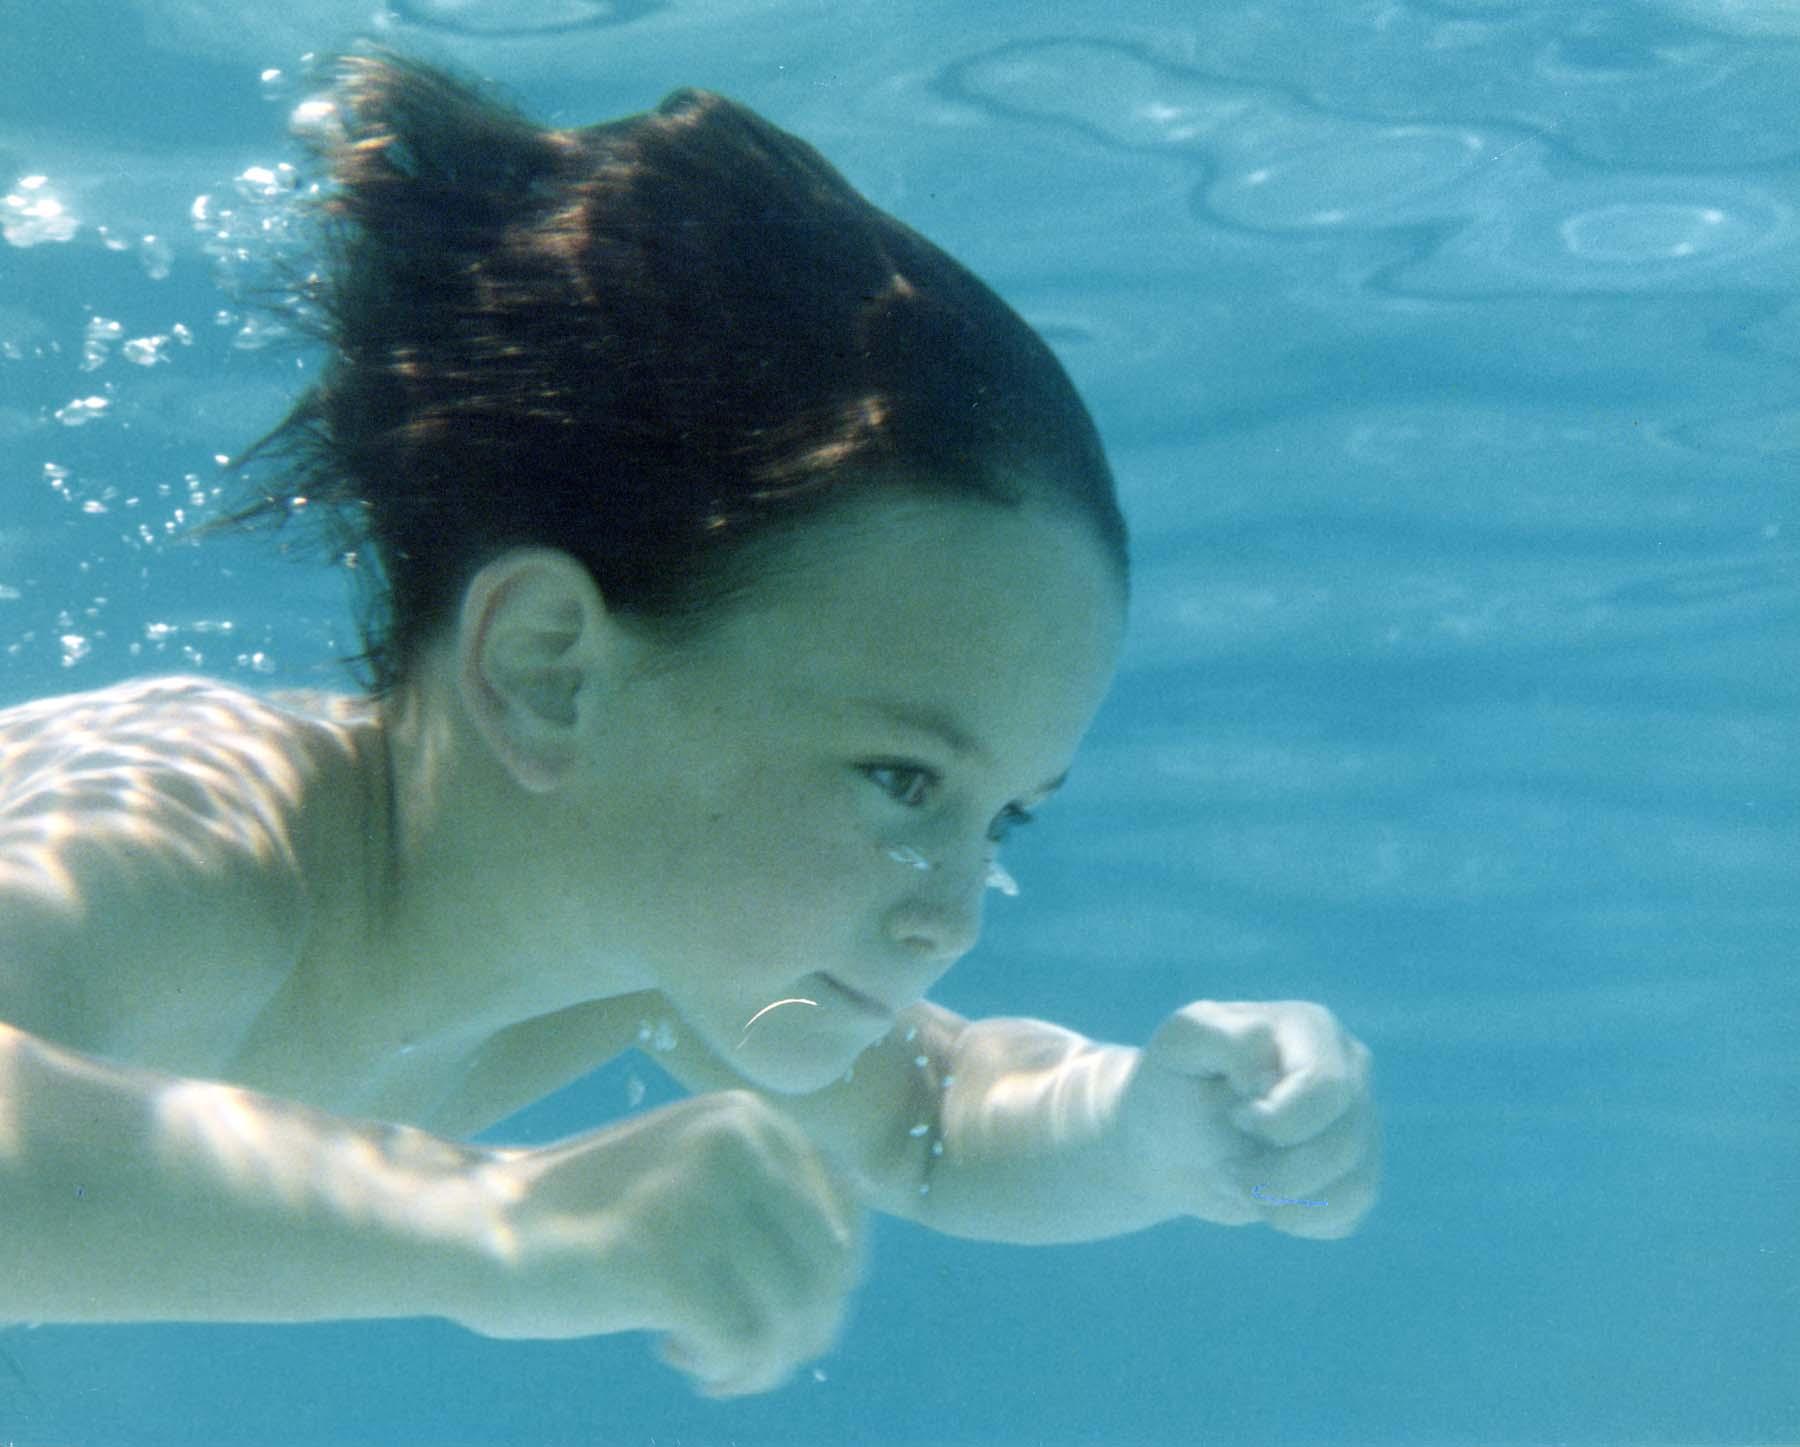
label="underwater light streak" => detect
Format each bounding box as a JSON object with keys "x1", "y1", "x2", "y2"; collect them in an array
[{"x1": 737, "y1": 996, "x2": 819, "y2": 1048}]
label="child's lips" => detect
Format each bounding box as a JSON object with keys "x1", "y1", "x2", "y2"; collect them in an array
[{"x1": 817, "y1": 972, "x2": 893, "y2": 1021}]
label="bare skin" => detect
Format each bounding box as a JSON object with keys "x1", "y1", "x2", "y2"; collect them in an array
[{"x1": 0, "y1": 496, "x2": 1380, "y2": 1396}]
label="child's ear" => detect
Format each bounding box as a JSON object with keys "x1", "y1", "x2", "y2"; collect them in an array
[{"x1": 454, "y1": 549, "x2": 612, "y2": 793}]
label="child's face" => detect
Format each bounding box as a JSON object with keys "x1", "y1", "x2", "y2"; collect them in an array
[{"x1": 572, "y1": 496, "x2": 1125, "y2": 1093}]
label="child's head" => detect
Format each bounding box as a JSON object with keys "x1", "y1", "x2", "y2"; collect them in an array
[
  {"x1": 229, "y1": 55, "x2": 1133, "y2": 1086},
  {"x1": 231, "y1": 51, "x2": 1129, "y2": 692}
]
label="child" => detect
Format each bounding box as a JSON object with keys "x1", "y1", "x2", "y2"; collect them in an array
[{"x1": 0, "y1": 52, "x2": 1379, "y2": 1398}]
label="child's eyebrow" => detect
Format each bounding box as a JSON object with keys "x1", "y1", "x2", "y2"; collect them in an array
[{"x1": 846, "y1": 696, "x2": 1071, "y2": 799}]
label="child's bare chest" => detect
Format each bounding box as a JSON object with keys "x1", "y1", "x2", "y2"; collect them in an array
[{"x1": 217, "y1": 931, "x2": 651, "y2": 1136}]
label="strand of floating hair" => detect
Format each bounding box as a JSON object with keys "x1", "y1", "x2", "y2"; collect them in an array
[{"x1": 737, "y1": 997, "x2": 819, "y2": 1049}]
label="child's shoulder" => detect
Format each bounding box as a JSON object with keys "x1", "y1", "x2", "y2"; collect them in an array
[
  {"x1": 0, "y1": 675, "x2": 379, "y2": 1067},
  {"x1": 0, "y1": 673, "x2": 378, "y2": 813},
  {"x1": 0, "y1": 672, "x2": 381, "y2": 896},
  {"x1": 0, "y1": 671, "x2": 374, "y2": 760}
]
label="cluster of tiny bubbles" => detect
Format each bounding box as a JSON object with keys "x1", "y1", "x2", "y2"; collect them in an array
[
  {"x1": 3, "y1": 175, "x2": 174, "y2": 283},
  {"x1": 635, "y1": 1018, "x2": 679, "y2": 1053},
  {"x1": 15, "y1": 452, "x2": 242, "y2": 673},
  {"x1": 6, "y1": 61, "x2": 328, "y2": 740},
  {"x1": 865, "y1": 845, "x2": 1011, "y2": 1189},
  {"x1": 131, "y1": 616, "x2": 255, "y2": 674},
  {"x1": 882, "y1": 843, "x2": 1021, "y2": 897},
  {"x1": 189, "y1": 131, "x2": 329, "y2": 349},
  {"x1": 78, "y1": 317, "x2": 189, "y2": 373},
  {"x1": 895, "y1": 1021, "x2": 954, "y2": 1196},
  {"x1": 89, "y1": 223, "x2": 177, "y2": 281}
]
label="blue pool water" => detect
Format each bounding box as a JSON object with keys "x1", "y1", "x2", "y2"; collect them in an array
[{"x1": 2, "y1": 2, "x2": 1796, "y2": 1444}]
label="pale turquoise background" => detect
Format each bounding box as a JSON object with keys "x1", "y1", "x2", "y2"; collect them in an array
[{"x1": 0, "y1": 2, "x2": 1796, "y2": 1444}]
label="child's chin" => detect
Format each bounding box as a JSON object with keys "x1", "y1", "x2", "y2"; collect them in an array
[{"x1": 738, "y1": 1038, "x2": 863, "y2": 1096}]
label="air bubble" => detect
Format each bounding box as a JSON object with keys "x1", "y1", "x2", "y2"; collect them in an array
[
  {"x1": 123, "y1": 336, "x2": 169, "y2": 367},
  {"x1": 3, "y1": 175, "x2": 78, "y2": 247},
  {"x1": 908, "y1": 1123, "x2": 930, "y2": 1137},
  {"x1": 140, "y1": 236, "x2": 174, "y2": 281},
  {"x1": 232, "y1": 164, "x2": 296, "y2": 203},
  {"x1": 54, "y1": 396, "x2": 110, "y2": 427},
  {"x1": 80, "y1": 318, "x2": 123, "y2": 373},
  {"x1": 289, "y1": 96, "x2": 341, "y2": 144},
  {"x1": 231, "y1": 315, "x2": 289, "y2": 351}
]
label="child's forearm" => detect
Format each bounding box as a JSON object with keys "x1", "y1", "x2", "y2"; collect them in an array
[
  {"x1": 0, "y1": 1020, "x2": 508, "y2": 1326},
  {"x1": 914, "y1": 1016, "x2": 1166, "y2": 1245}
]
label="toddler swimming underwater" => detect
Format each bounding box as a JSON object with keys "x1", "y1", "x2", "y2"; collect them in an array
[{"x1": 0, "y1": 52, "x2": 1379, "y2": 1397}]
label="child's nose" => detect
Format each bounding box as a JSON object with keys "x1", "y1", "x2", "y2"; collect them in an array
[{"x1": 879, "y1": 841, "x2": 989, "y2": 966}]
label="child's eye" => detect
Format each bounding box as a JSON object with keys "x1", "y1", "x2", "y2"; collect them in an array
[
  {"x1": 863, "y1": 763, "x2": 937, "y2": 809},
  {"x1": 863, "y1": 764, "x2": 1036, "y2": 844}
]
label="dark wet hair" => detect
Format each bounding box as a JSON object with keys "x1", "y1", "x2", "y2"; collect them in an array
[{"x1": 227, "y1": 51, "x2": 1128, "y2": 693}]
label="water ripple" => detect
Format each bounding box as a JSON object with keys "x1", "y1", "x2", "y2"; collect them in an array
[
  {"x1": 948, "y1": 36, "x2": 1800, "y2": 297},
  {"x1": 385, "y1": 0, "x2": 665, "y2": 37}
]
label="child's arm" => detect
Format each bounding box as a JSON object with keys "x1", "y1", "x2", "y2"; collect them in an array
[
  {"x1": 0, "y1": 1017, "x2": 505, "y2": 1324},
  {"x1": 905, "y1": 999, "x2": 1378, "y2": 1243},
  {"x1": 673, "y1": 997, "x2": 1380, "y2": 1245},
  {"x1": 0, "y1": 1016, "x2": 860, "y2": 1394}
]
